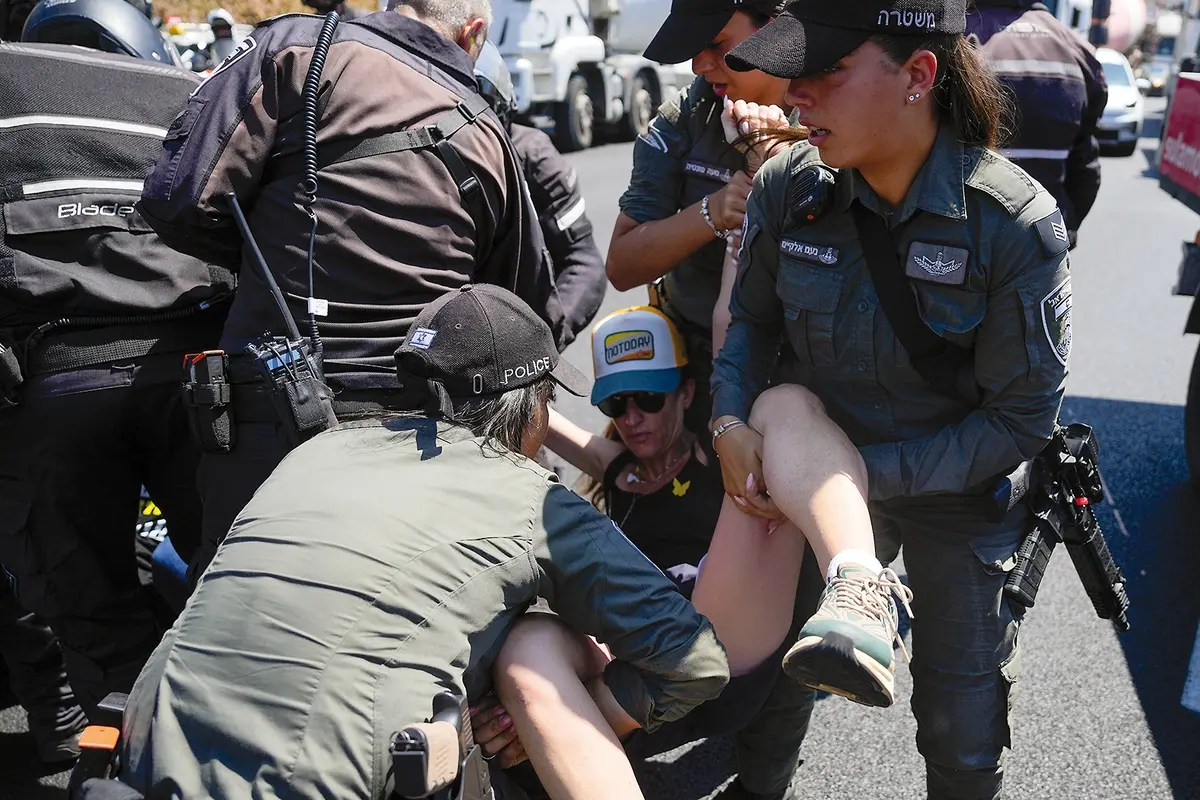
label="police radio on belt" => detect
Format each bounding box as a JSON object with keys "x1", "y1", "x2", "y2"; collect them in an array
[{"x1": 186, "y1": 12, "x2": 344, "y2": 446}]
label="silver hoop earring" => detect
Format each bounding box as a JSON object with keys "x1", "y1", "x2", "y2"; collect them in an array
[{"x1": 908, "y1": 93, "x2": 921, "y2": 103}]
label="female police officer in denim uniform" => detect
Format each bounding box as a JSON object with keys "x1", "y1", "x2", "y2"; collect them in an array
[
  {"x1": 607, "y1": 0, "x2": 790, "y2": 433},
  {"x1": 709, "y1": 0, "x2": 1072, "y2": 796}
]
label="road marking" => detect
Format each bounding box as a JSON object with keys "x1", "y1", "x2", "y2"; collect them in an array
[
  {"x1": 1099, "y1": 471, "x2": 1132, "y2": 538},
  {"x1": 1183, "y1": 619, "x2": 1200, "y2": 716}
]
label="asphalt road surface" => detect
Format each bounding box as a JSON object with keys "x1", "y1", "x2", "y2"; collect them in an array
[{"x1": 3, "y1": 97, "x2": 1199, "y2": 799}]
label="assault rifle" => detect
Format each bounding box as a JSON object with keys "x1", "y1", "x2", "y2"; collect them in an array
[{"x1": 1004, "y1": 423, "x2": 1131, "y2": 633}]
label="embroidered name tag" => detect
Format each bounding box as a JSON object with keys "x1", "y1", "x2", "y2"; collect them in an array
[
  {"x1": 780, "y1": 238, "x2": 839, "y2": 266},
  {"x1": 905, "y1": 241, "x2": 969, "y2": 285},
  {"x1": 683, "y1": 160, "x2": 733, "y2": 183}
]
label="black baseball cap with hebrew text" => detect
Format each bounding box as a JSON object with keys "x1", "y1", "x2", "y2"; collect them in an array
[
  {"x1": 725, "y1": 0, "x2": 966, "y2": 79},
  {"x1": 394, "y1": 284, "x2": 590, "y2": 418}
]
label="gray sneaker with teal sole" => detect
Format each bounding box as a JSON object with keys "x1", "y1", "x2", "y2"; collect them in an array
[{"x1": 782, "y1": 565, "x2": 913, "y2": 708}]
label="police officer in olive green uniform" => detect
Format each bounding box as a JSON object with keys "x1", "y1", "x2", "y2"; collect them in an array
[
  {"x1": 116, "y1": 286, "x2": 730, "y2": 800},
  {"x1": 712, "y1": 0, "x2": 1071, "y2": 796}
]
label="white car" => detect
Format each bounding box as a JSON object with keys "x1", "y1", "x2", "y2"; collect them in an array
[{"x1": 1096, "y1": 47, "x2": 1144, "y2": 157}]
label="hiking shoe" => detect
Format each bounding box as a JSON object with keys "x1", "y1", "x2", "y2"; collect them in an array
[{"x1": 782, "y1": 565, "x2": 913, "y2": 708}]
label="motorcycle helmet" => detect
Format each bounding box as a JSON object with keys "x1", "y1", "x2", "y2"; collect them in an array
[
  {"x1": 474, "y1": 41, "x2": 516, "y2": 131},
  {"x1": 22, "y1": 0, "x2": 178, "y2": 64},
  {"x1": 206, "y1": 7, "x2": 233, "y2": 30}
]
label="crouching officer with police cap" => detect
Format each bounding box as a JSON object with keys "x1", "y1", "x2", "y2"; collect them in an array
[
  {"x1": 106, "y1": 285, "x2": 729, "y2": 800},
  {"x1": 0, "y1": 0, "x2": 233, "y2": 717},
  {"x1": 712, "y1": 0, "x2": 1075, "y2": 795},
  {"x1": 136, "y1": 0, "x2": 566, "y2": 584}
]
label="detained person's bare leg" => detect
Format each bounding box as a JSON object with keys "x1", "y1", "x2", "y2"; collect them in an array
[
  {"x1": 695, "y1": 383, "x2": 913, "y2": 708},
  {"x1": 491, "y1": 615, "x2": 645, "y2": 800},
  {"x1": 486, "y1": 385, "x2": 911, "y2": 796}
]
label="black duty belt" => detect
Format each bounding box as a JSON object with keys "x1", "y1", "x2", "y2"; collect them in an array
[{"x1": 230, "y1": 378, "x2": 427, "y2": 424}]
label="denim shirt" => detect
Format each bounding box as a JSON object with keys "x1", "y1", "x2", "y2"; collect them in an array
[{"x1": 619, "y1": 76, "x2": 747, "y2": 331}]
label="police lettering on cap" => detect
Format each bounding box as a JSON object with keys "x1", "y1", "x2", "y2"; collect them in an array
[
  {"x1": 394, "y1": 284, "x2": 590, "y2": 417},
  {"x1": 725, "y1": 0, "x2": 967, "y2": 79}
]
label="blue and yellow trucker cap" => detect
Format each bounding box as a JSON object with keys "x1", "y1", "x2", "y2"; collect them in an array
[{"x1": 590, "y1": 306, "x2": 689, "y2": 405}]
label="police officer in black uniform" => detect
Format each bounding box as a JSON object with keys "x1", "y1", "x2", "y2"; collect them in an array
[
  {"x1": 475, "y1": 42, "x2": 607, "y2": 343},
  {"x1": 0, "y1": 0, "x2": 233, "y2": 715},
  {"x1": 137, "y1": 0, "x2": 563, "y2": 584},
  {"x1": 967, "y1": 0, "x2": 1108, "y2": 248}
]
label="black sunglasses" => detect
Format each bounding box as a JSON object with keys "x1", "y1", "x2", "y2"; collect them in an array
[{"x1": 597, "y1": 391, "x2": 668, "y2": 418}]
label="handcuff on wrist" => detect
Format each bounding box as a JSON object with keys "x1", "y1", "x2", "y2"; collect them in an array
[{"x1": 700, "y1": 195, "x2": 730, "y2": 240}]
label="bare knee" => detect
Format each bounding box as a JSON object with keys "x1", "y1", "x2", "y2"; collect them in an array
[
  {"x1": 493, "y1": 616, "x2": 595, "y2": 711},
  {"x1": 749, "y1": 384, "x2": 868, "y2": 487},
  {"x1": 749, "y1": 384, "x2": 827, "y2": 433}
]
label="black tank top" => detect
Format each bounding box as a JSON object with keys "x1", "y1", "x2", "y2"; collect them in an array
[{"x1": 603, "y1": 442, "x2": 725, "y2": 571}]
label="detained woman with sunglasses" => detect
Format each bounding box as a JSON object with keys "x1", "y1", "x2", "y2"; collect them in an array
[{"x1": 468, "y1": 306, "x2": 896, "y2": 800}]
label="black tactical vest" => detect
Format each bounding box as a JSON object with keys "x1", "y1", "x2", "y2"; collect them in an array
[{"x1": 0, "y1": 42, "x2": 233, "y2": 335}]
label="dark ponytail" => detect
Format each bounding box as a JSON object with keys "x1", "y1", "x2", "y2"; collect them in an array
[{"x1": 872, "y1": 33, "x2": 1012, "y2": 150}]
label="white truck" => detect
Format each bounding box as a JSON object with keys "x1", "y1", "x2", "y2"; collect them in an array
[{"x1": 488, "y1": 0, "x2": 691, "y2": 151}]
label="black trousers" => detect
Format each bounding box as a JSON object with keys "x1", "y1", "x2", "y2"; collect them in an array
[
  {"x1": 0, "y1": 353, "x2": 203, "y2": 715},
  {"x1": 0, "y1": 578, "x2": 86, "y2": 744}
]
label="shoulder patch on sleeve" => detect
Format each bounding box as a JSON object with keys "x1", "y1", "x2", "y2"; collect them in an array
[
  {"x1": 639, "y1": 121, "x2": 670, "y2": 153},
  {"x1": 964, "y1": 149, "x2": 1040, "y2": 217},
  {"x1": 1041, "y1": 275, "x2": 1072, "y2": 366},
  {"x1": 1034, "y1": 209, "x2": 1071, "y2": 257}
]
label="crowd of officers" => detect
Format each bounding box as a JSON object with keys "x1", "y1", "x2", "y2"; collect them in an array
[{"x1": 0, "y1": 0, "x2": 1107, "y2": 795}]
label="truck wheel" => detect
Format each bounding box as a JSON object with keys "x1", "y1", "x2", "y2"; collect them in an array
[
  {"x1": 556, "y1": 73, "x2": 594, "y2": 152},
  {"x1": 1187, "y1": 338, "x2": 1200, "y2": 490},
  {"x1": 620, "y1": 73, "x2": 655, "y2": 141}
]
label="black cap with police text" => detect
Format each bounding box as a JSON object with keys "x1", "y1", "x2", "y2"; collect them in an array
[
  {"x1": 394, "y1": 284, "x2": 590, "y2": 417},
  {"x1": 644, "y1": 0, "x2": 779, "y2": 65},
  {"x1": 725, "y1": 0, "x2": 966, "y2": 79}
]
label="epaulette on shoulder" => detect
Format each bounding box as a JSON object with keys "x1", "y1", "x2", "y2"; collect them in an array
[
  {"x1": 788, "y1": 140, "x2": 824, "y2": 172},
  {"x1": 964, "y1": 147, "x2": 1041, "y2": 217}
]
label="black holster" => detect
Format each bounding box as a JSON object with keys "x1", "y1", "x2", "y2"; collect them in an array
[{"x1": 181, "y1": 350, "x2": 235, "y2": 453}]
